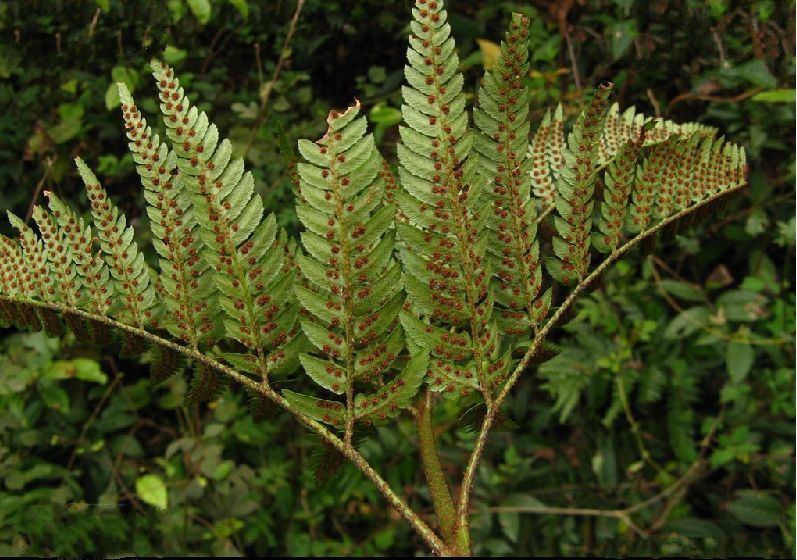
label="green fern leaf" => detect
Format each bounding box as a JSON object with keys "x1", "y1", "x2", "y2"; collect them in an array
[
  {"x1": 397, "y1": 0, "x2": 504, "y2": 401},
  {"x1": 148, "y1": 345, "x2": 186, "y2": 384},
  {"x1": 44, "y1": 191, "x2": 114, "y2": 316},
  {"x1": 150, "y1": 59, "x2": 302, "y2": 379},
  {"x1": 592, "y1": 127, "x2": 647, "y2": 253},
  {"x1": 528, "y1": 104, "x2": 565, "y2": 206},
  {"x1": 7, "y1": 211, "x2": 52, "y2": 302},
  {"x1": 75, "y1": 157, "x2": 158, "y2": 329},
  {"x1": 546, "y1": 83, "x2": 614, "y2": 285},
  {"x1": 118, "y1": 83, "x2": 219, "y2": 347},
  {"x1": 354, "y1": 350, "x2": 429, "y2": 424},
  {"x1": 294, "y1": 100, "x2": 421, "y2": 436},
  {"x1": 474, "y1": 13, "x2": 551, "y2": 336},
  {"x1": 187, "y1": 362, "x2": 226, "y2": 404},
  {"x1": 282, "y1": 389, "x2": 346, "y2": 429},
  {"x1": 599, "y1": 102, "x2": 717, "y2": 164},
  {"x1": 31, "y1": 206, "x2": 81, "y2": 308}
]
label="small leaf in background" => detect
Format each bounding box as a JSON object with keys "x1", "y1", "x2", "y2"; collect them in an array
[
  {"x1": 47, "y1": 102, "x2": 84, "y2": 143},
  {"x1": 163, "y1": 45, "x2": 187, "y2": 65},
  {"x1": 745, "y1": 207, "x2": 769, "y2": 236},
  {"x1": 111, "y1": 66, "x2": 138, "y2": 89},
  {"x1": 723, "y1": 59, "x2": 777, "y2": 89},
  {"x1": 187, "y1": 0, "x2": 212, "y2": 25},
  {"x1": 94, "y1": 0, "x2": 110, "y2": 13},
  {"x1": 212, "y1": 460, "x2": 234, "y2": 480},
  {"x1": 477, "y1": 39, "x2": 501, "y2": 70},
  {"x1": 775, "y1": 217, "x2": 796, "y2": 247},
  {"x1": 607, "y1": 20, "x2": 638, "y2": 61},
  {"x1": 60, "y1": 78, "x2": 78, "y2": 94},
  {"x1": 105, "y1": 66, "x2": 138, "y2": 110},
  {"x1": 498, "y1": 510, "x2": 519, "y2": 543},
  {"x1": 659, "y1": 279, "x2": 705, "y2": 302},
  {"x1": 136, "y1": 474, "x2": 168, "y2": 509},
  {"x1": 166, "y1": 0, "x2": 185, "y2": 22},
  {"x1": 716, "y1": 290, "x2": 767, "y2": 322},
  {"x1": 663, "y1": 517, "x2": 725, "y2": 539},
  {"x1": 727, "y1": 490, "x2": 782, "y2": 527},
  {"x1": 531, "y1": 35, "x2": 561, "y2": 63},
  {"x1": 496, "y1": 495, "x2": 544, "y2": 544},
  {"x1": 726, "y1": 340, "x2": 754, "y2": 382},
  {"x1": 39, "y1": 384, "x2": 70, "y2": 412},
  {"x1": 705, "y1": 264, "x2": 734, "y2": 290},
  {"x1": 367, "y1": 65, "x2": 386, "y2": 84},
  {"x1": 228, "y1": 0, "x2": 248, "y2": 21},
  {"x1": 751, "y1": 89, "x2": 796, "y2": 103},
  {"x1": 664, "y1": 307, "x2": 710, "y2": 339},
  {"x1": 104, "y1": 84, "x2": 119, "y2": 111},
  {"x1": 48, "y1": 359, "x2": 107, "y2": 384},
  {"x1": 369, "y1": 105, "x2": 401, "y2": 126}
]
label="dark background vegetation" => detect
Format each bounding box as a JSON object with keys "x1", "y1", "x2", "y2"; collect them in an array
[{"x1": 0, "y1": 0, "x2": 794, "y2": 556}]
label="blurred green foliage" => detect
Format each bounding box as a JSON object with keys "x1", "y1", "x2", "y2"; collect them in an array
[{"x1": 0, "y1": 0, "x2": 794, "y2": 556}]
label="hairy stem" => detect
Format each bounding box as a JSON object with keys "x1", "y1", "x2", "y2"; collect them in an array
[
  {"x1": 416, "y1": 390, "x2": 467, "y2": 553},
  {"x1": 0, "y1": 295, "x2": 449, "y2": 556},
  {"x1": 454, "y1": 182, "x2": 746, "y2": 531}
]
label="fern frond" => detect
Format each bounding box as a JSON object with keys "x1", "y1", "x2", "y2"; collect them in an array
[
  {"x1": 148, "y1": 345, "x2": 185, "y2": 384},
  {"x1": 150, "y1": 59, "x2": 302, "y2": 379},
  {"x1": 598, "y1": 102, "x2": 717, "y2": 163},
  {"x1": 592, "y1": 124, "x2": 648, "y2": 253},
  {"x1": 75, "y1": 157, "x2": 158, "y2": 329},
  {"x1": 546, "y1": 83, "x2": 614, "y2": 285},
  {"x1": 396, "y1": 0, "x2": 509, "y2": 401},
  {"x1": 117, "y1": 83, "x2": 218, "y2": 348},
  {"x1": 0, "y1": 215, "x2": 64, "y2": 334},
  {"x1": 474, "y1": 13, "x2": 551, "y2": 337},
  {"x1": 294, "y1": 100, "x2": 425, "y2": 436},
  {"x1": 0, "y1": 234, "x2": 43, "y2": 330},
  {"x1": 528, "y1": 104, "x2": 565, "y2": 206},
  {"x1": 43, "y1": 191, "x2": 113, "y2": 317},
  {"x1": 187, "y1": 362, "x2": 227, "y2": 403},
  {"x1": 7, "y1": 211, "x2": 51, "y2": 301},
  {"x1": 31, "y1": 205, "x2": 81, "y2": 308}
]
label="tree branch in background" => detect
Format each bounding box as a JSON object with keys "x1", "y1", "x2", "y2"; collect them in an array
[{"x1": 243, "y1": 0, "x2": 306, "y2": 160}]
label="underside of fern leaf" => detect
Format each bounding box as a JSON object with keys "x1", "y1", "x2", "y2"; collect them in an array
[
  {"x1": 397, "y1": 0, "x2": 510, "y2": 402},
  {"x1": 290, "y1": 100, "x2": 427, "y2": 441},
  {"x1": 473, "y1": 13, "x2": 551, "y2": 337},
  {"x1": 149, "y1": 60, "x2": 304, "y2": 380}
]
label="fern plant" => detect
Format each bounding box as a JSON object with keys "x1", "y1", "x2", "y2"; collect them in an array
[{"x1": 0, "y1": 1, "x2": 747, "y2": 555}]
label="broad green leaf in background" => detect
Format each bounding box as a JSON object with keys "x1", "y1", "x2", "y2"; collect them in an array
[
  {"x1": 607, "y1": 20, "x2": 638, "y2": 61},
  {"x1": 659, "y1": 280, "x2": 705, "y2": 302},
  {"x1": 726, "y1": 340, "x2": 754, "y2": 382},
  {"x1": 104, "y1": 66, "x2": 138, "y2": 110},
  {"x1": 496, "y1": 495, "x2": 545, "y2": 544},
  {"x1": 751, "y1": 89, "x2": 796, "y2": 103},
  {"x1": 47, "y1": 102, "x2": 83, "y2": 143},
  {"x1": 722, "y1": 59, "x2": 777, "y2": 88},
  {"x1": 727, "y1": 490, "x2": 782, "y2": 527},
  {"x1": 163, "y1": 45, "x2": 187, "y2": 65},
  {"x1": 38, "y1": 383, "x2": 70, "y2": 412},
  {"x1": 663, "y1": 517, "x2": 725, "y2": 539},
  {"x1": 369, "y1": 105, "x2": 401, "y2": 126},
  {"x1": 47, "y1": 359, "x2": 108, "y2": 384},
  {"x1": 664, "y1": 307, "x2": 710, "y2": 339},
  {"x1": 228, "y1": 0, "x2": 248, "y2": 20},
  {"x1": 187, "y1": 0, "x2": 212, "y2": 25},
  {"x1": 136, "y1": 474, "x2": 168, "y2": 509}
]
